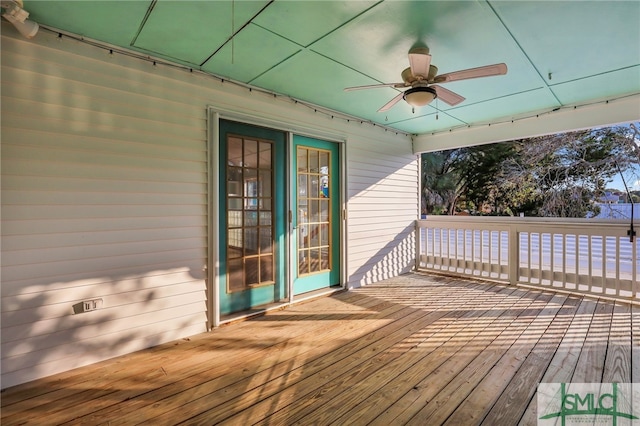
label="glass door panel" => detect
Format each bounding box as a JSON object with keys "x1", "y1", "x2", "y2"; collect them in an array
[
  {"x1": 219, "y1": 120, "x2": 286, "y2": 315},
  {"x1": 293, "y1": 135, "x2": 340, "y2": 295}
]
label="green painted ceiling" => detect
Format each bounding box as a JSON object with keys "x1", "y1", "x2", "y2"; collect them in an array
[{"x1": 22, "y1": 0, "x2": 640, "y2": 135}]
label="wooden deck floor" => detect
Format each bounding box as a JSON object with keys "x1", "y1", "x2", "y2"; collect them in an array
[{"x1": 2, "y1": 273, "x2": 638, "y2": 425}]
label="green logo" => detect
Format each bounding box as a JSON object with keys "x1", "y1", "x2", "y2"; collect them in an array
[{"x1": 538, "y1": 383, "x2": 639, "y2": 425}]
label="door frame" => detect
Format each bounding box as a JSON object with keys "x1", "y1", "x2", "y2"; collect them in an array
[{"x1": 207, "y1": 107, "x2": 347, "y2": 327}]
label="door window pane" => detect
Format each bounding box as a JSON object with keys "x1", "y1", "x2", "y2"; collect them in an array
[
  {"x1": 260, "y1": 227, "x2": 272, "y2": 254},
  {"x1": 299, "y1": 249, "x2": 309, "y2": 275},
  {"x1": 259, "y1": 142, "x2": 271, "y2": 168},
  {"x1": 310, "y1": 200, "x2": 320, "y2": 222},
  {"x1": 228, "y1": 228, "x2": 243, "y2": 257},
  {"x1": 310, "y1": 248, "x2": 321, "y2": 273},
  {"x1": 245, "y1": 257, "x2": 259, "y2": 285},
  {"x1": 259, "y1": 211, "x2": 271, "y2": 226},
  {"x1": 260, "y1": 256, "x2": 274, "y2": 282},
  {"x1": 244, "y1": 211, "x2": 258, "y2": 227},
  {"x1": 320, "y1": 223, "x2": 329, "y2": 246},
  {"x1": 298, "y1": 175, "x2": 307, "y2": 198},
  {"x1": 309, "y1": 150, "x2": 319, "y2": 172},
  {"x1": 320, "y1": 200, "x2": 329, "y2": 221},
  {"x1": 319, "y1": 151, "x2": 329, "y2": 169},
  {"x1": 298, "y1": 148, "x2": 308, "y2": 172},
  {"x1": 244, "y1": 139, "x2": 258, "y2": 168},
  {"x1": 259, "y1": 170, "x2": 271, "y2": 197},
  {"x1": 244, "y1": 228, "x2": 258, "y2": 255},
  {"x1": 228, "y1": 259, "x2": 244, "y2": 292},
  {"x1": 320, "y1": 248, "x2": 330, "y2": 270}
]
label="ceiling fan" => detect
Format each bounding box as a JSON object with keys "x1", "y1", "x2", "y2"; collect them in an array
[{"x1": 344, "y1": 47, "x2": 507, "y2": 112}]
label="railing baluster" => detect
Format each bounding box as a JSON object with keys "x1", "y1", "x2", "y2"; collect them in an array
[
  {"x1": 575, "y1": 234, "x2": 580, "y2": 290},
  {"x1": 615, "y1": 236, "x2": 620, "y2": 297},
  {"x1": 634, "y1": 237, "x2": 638, "y2": 299},
  {"x1": 603, "y1": 235, "x2": 607, "y2": 294},
  {"x1": 587, "y1": 235, "x2": 593, "y2": 293},
  {"x1": 550, "y1": 233, "x2": 555, "y2": 288},
  {"x1": 538, "y1": 233, "x2": 542, "y2": 285},
  {"x1": 527, "y1": 231, "x2": 532, "y2": 283},
  {"x1": 560, "y1": 233, "x2": 569, "y2": 289},
  {"x1": 508, "y1": 224, "x2": 518, "y2": 286}
]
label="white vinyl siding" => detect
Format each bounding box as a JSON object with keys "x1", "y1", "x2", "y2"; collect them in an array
[
  {"x1": 346, "y1": 140, "x2": 419, "y2": 287},
  {"x1": 1, "y1": 24, "x2": 417, "y2": 388},
  {"x1": 1, "y1": 30, "x2": 208, "y2": 388}
]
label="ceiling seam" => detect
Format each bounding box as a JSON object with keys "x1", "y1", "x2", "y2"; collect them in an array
[
  {"x1": 310, "y1": 49, "x2": 393, "y2": 88},
  {"x1": 547, "y1": 64, "x2": 640, "y2": 87},
  {"x1": 247, "y1": 1, "x2": 386, "y2": 86},
  {"x1": 293, "y1": 1, "x2": 389, "y2": 87},
  {"x1": 247, "y1": 0, "x2": 386, "y2": 51},
  {"x1": 199, "y1": 0, "x2": 275, "y2": 67},
  {"x1": 129, "y1": 0, "x2": 157, "y2": 47},
  {"x1": 247, "y1": 48, "x2": 304, "y2": 85},
  {"x1": 300, "y1": 0, "x2": 385, "y2": 49},
  {"x1": 246, "y1": 45, "x2": 390, "y2": 88},
  {"x1": 241, "y1": 22, "x2": 307, "y2": 84},
  {"x1": 485, "y1": 0, "x2": 562, "y2": 106}
]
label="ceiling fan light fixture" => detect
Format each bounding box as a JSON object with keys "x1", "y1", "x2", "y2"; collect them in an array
[{"x1": 403, "y1": 86, "x2": 437, "y2": 107}]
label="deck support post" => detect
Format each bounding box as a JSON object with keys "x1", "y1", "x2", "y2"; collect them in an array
[{"x1": 508, "y1": 224, "x2": 518, "y2": 286}]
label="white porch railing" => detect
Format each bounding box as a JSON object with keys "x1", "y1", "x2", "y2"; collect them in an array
[{"x1": 416, "y1": 216, "x2": 639, "y2": 303}]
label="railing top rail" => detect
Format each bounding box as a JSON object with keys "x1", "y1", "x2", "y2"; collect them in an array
[{"x1": 418, "y1": 216, "x2": 633, "y2": 227}]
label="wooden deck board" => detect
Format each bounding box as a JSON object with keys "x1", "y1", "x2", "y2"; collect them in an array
[
  {"x1": 223, "y1": 282, "x2": 498, "y2": 426},
  {"x1": 401, "y1": 292, "x2": 555, "y2": 425},
  {"x1": 309, "y1": 289, "x2": 519, "y2": 424},
  {"x1": 632, "y1": 304, "x2": 640, "y2": 384},
  {"x1": 517, "y1": 296, "x2": 598, "y2": 426},
  {"x1": 0, "y1": 273, "x2": 633, "y2": 426},
  {"x1": 362, "y1": 287, "x2": 538, "y2": 426},
  {"x1": 131, "y1": 296, "x2": 425, "y2": 425},
  {"x1": 479, "y1": 295, "x2": 581, "y2": 426},
  {"x1": 602, "y1": 302, "x2": 632, "y2": 384},
  {"x1": 570, "y1": 299, "x2": 613, "y2": 383}
]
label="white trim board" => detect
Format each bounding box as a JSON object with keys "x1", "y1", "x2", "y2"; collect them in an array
[{"x1": 413, "y1": 94, "x2": 640, "y2": 153}]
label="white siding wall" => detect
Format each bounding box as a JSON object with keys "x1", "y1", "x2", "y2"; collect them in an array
[
  {"x1": 346, "y1": 139, "x2": 419, "y2": 287},
  {"x1": 1, "y1": 24, "x2": 417, "y2": 388},
  {"x1": 1, "y1": 29, "x2": 209, "y2": 389}
]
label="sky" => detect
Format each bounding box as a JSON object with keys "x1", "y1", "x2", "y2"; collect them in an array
[
  {"x1": 604, "y1": 123, "x2": 640, "y2": 192},
  {"x1": 608, "y1": 169, "x2": 640, "y2": 192}
]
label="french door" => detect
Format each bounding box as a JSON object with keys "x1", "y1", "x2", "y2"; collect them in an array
[
  {"x1": 292, "y1": 135, "x2": 340, "y2": 295},
  {"x1": 218, "y1": 120, "x2": 287, "y2": 315},
  {"x1": 217, "y1": 120, "x2": 341, "y2": 316}
]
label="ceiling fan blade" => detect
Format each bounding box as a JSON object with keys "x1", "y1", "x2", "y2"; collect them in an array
[
  {"x1": 344, "y1": 82, "x2": 405, "y2": 92},
  {"x1": 432, "y1": 85, "x2": 465, "y2": 106},
  {"x1": 434, "y1": 63, "x2": 507, "y2": 83},
  {"x1": 409, "y1": 51, "x2": 432, "y2": 80},
  {"x1": 378, "y1": 92, "x2": 405, "y2": 112}
]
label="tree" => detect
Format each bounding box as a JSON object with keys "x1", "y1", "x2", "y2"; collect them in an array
[
  {"x1": 421, "y1": 150, "x2": 460, "y2": 215},
  {"x1": 452, "y1": 143, "x2": 517, "y2": 214},
  {"x1": 506, "y1": 126, "x2": 639, "y2": 217},
  {"x1": 421, "y1": 123, "x2": 640, "y2": 217}
]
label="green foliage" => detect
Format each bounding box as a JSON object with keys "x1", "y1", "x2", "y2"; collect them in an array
[
  {"x1": 421, "y1": 123, "x2": 640, "y2": 217},
  {"x1": 421, "y1": 150, "x2": 460, "y2": 215}
]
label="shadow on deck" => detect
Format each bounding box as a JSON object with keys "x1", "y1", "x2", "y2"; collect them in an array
[{"x1": 1, "y1": 273, "x2": 638, "y2": 425}]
